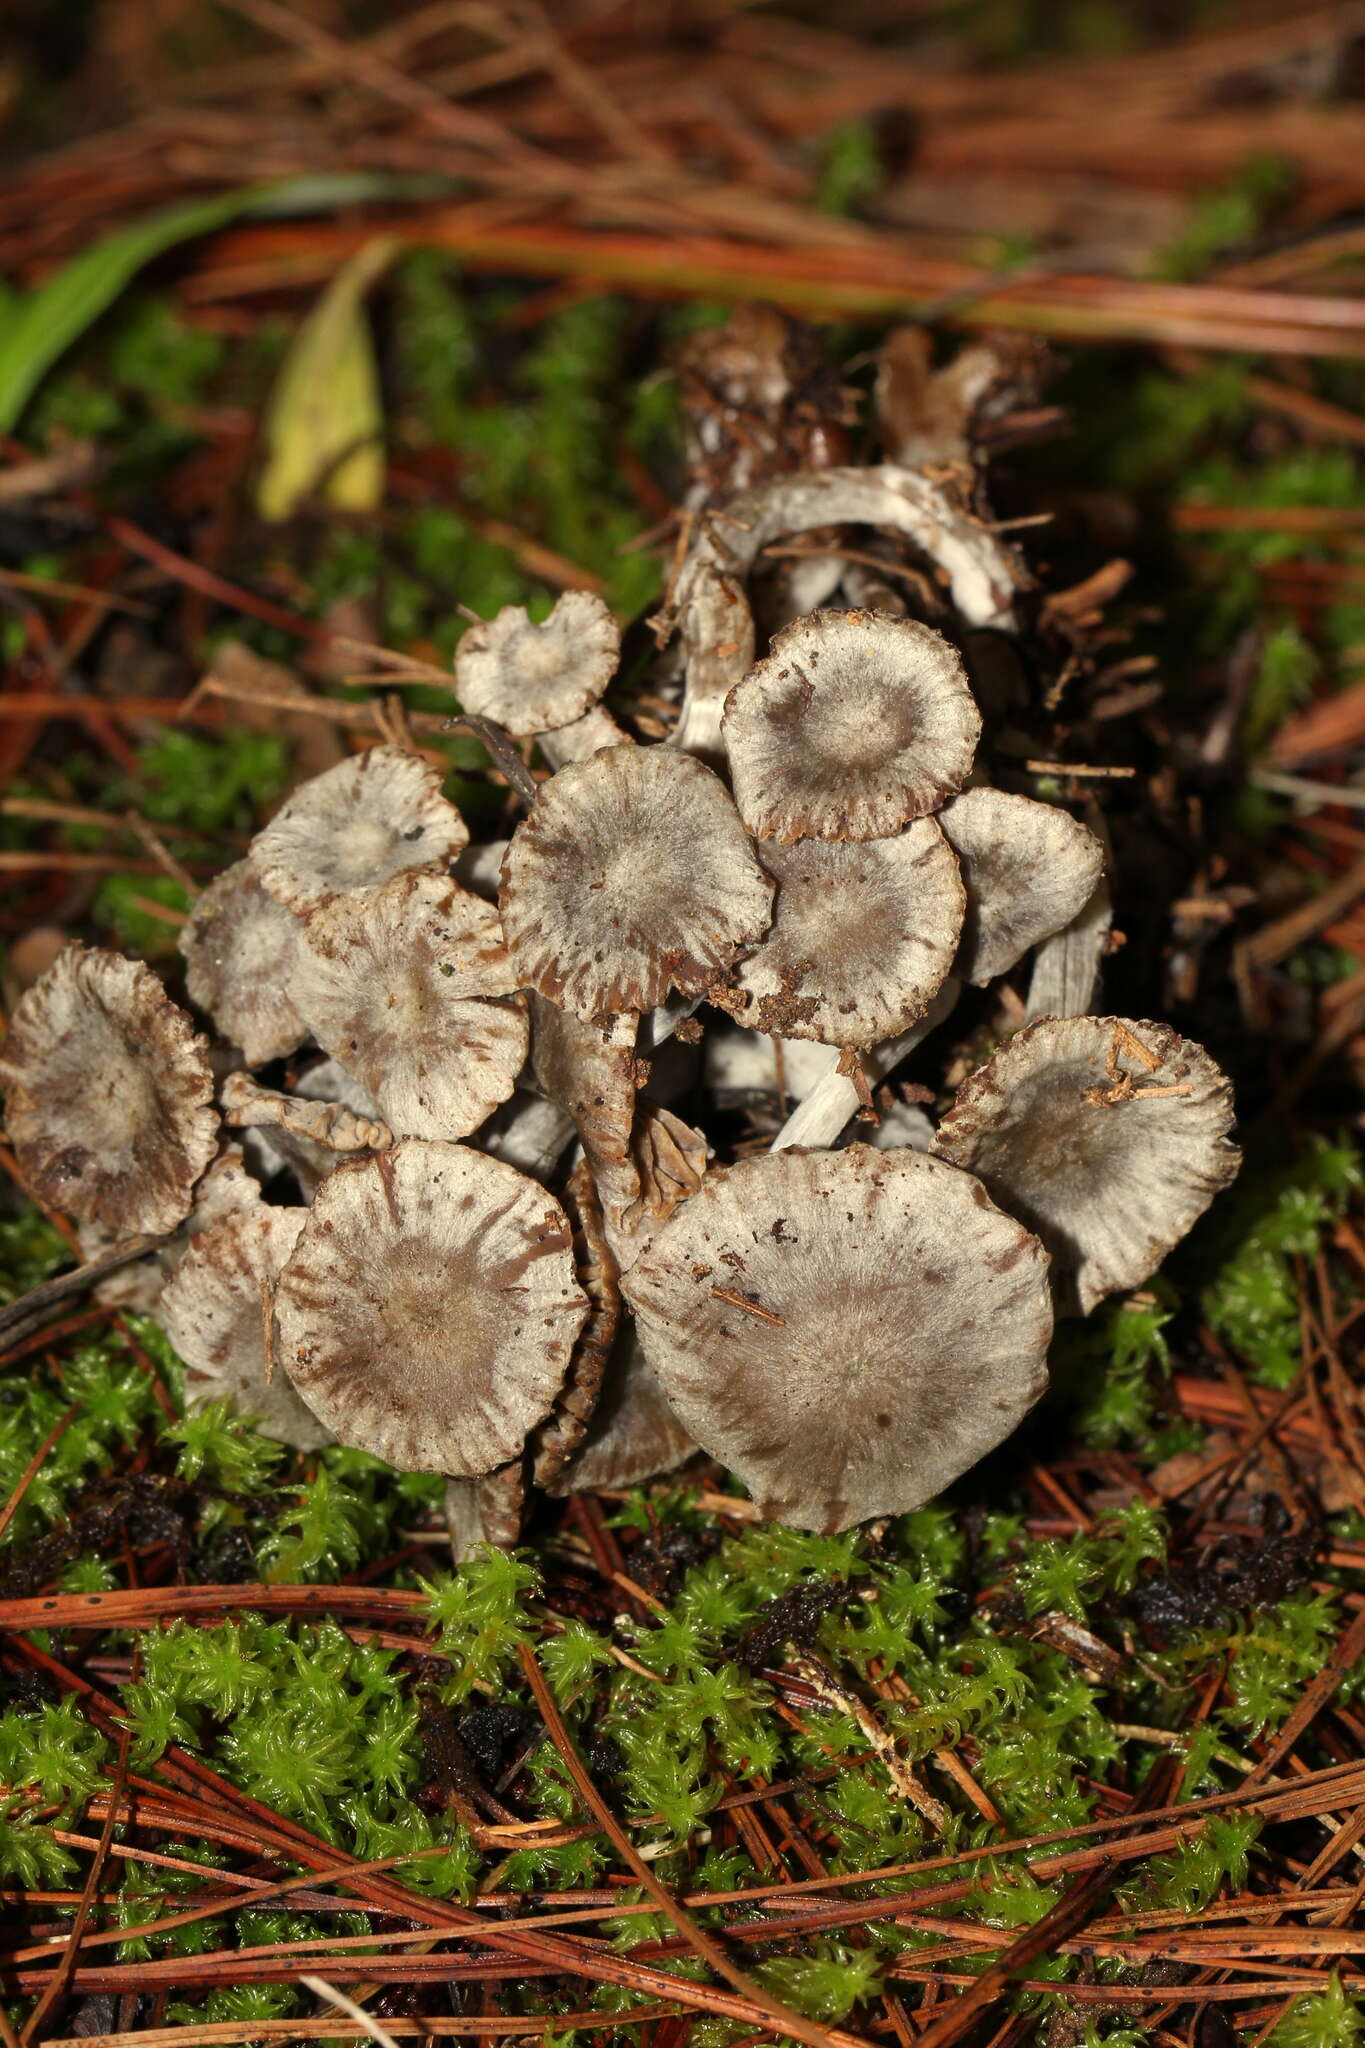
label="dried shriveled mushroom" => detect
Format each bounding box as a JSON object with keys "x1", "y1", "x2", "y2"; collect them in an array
[
  {"x1": 937, "y1": 788, "x2": 1105, "y2": 986},
  {"x1": 531, "y1": 1159, "x2": 620, "y2": 1487},
  {"x1": 292, "y1": 872, "x2": 526, "y2": 1141},
  {"x1": 455, "y1": 591, "x2": 626, "y2": 764},
  {"x1": 722, "y1": 612, "x2": 981, "y2": 843},
  {"x1": 0, "y1": 945, "x2": 218, "y2": 1233},
  {"x1": 221, "y1": 1070, "x2": 392, "y2": 1154},
  {"x1": 724, "y1": 823, "x2": 964, "y2": 1047},
  {"x1": 530, "y1": 998, "x2": 639, "y2": 1174},
  {"x1": 666, "y1": 464, "x2": 1023, "y2": 756},
  {"x1": 179, "y1": 861, "x2": 306, "y2": 1067},
  {"x1": 931, "y1": 1015, "x2": 1239, "y2": 1314},
  {"x1": 158, "y1": 1202, "x2": 330, "y2": 1450},
  {"x1": 623, "y1": 1144, "x2": 1052, "y2": 1531},
  {"x1": 500, "y1": 746, "x2": 773, "y2": 1020},
  {"x1": 250, "y1": 745, "x2": 467, "y2": 914},
  {"x1": 274, "y1": 1141, "x2": 588, "y2": 1474},
  {"x1": 549, "y1": 1327, "x2": 697, "y2": 1496}
]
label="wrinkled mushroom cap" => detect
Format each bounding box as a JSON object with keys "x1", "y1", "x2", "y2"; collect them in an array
[
  {"x1": 179, "y1": 860, "x2": 306, "y2": 1067},
  {"x1": 455, "y1": 590, "x2": 620, "y2": 738},
  {"x1": 159, "y1": 1202, "x2": 331, "y2": 1450},
  {"x1": 531, "y1": 1158, "x2": 621, "y2": 1487},
  {"x1": 937, "y1": 789, "x2": 1105, "y2": 986},
  {"x1": 0, "y1": 945, "x2": 217, "y2": 1234},
  {"x1": 250, "y1": 745, "x2": 467, "y2": 914},
  {"x1": 292, "y1": 873, "x2": 527, "y2": 1141},
  {"x1": 500, "y1": 746, "x2": 773, "y2": 1020},
  {"x1": 726, "y1": 822, "x2": 964, "y2": 1047},
  {"x1": 722, "y1": 610, "x2": 981, "y2": 842},
  {"x1": 931, "y1": 1015, "x2": 1240, "y2": 1315},
  {"x1": 622, "y1": 1144, "x2": 1052, "y2": 1532},
  {"x1": 274, "y1": 1141, "x2": 588, "y2": 1474}
]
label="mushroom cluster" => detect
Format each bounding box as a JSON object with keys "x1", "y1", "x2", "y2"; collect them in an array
[{"x1": 0, "y1": 326, "x2": 1241, "y2": 1543}]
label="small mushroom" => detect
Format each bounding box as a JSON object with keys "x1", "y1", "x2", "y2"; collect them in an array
[
  {"x1": 549, "y1": 1326, "x2": 697, "y2": 1496},
  {"x1": 178, "y1": 860, "x2": 306, "y2": 1067},
  {"x1": 291, "y1": 872, "x2": 526, "y2": 1141},
  {"x1": 936, "y1": 788, "x2": 1105, "y2": 986},
  {"x1": 0, "y1": 945, "x2": 218, "y2": 1234},
  {"x1": 455, "y1": 590, "x2": 627, "y2": 765},
  {"x1": 724, "y1": 823, "x2": 964, "y2": 1046},
  {"x1": 531, "y1": 1158, "x2": 620, "y2": 1488},
  {"x1": 931, "y1": 1015, "x2": 1240, "y2": 1314},
  {"x1": 500, "y1": 746, "x2": 773, "y2": 1020},
  {"x1": 444, "y1": 1462, "x2": 527, "y2": 1563},
  {"x1": 221, "y1": 1069, "x2": 393, "y2": 1155},
  {"x1": 623, "y1": 1144, "x2": 1052, "y2": 1531},
  {"x1": 274, "y1": 1141, "x2": 588, "y2": 1475},
  {"x1": 158, "y1": 1201, "x2": 330, "y2": 1450},
  {"x1": 722, "y1": 611, "x2": 981, "y2": 843},
  {"x1": 250, "y1": 745, "x2": 468, "y2": 914}
]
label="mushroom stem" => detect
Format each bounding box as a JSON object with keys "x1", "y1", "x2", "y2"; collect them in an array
[
  {"x1": 769, "y1": 979, "x2": 960, "y2": 1152},
  {"x1": 1025, "y1": 870, "x2": 1113, "y2": 1021},
  {"x1": 663, "y1": 465, "x2": 1024, "y2": 761},
  {"x1": 221, "y1": 1070, "x2": 393, "y2": 1152}
]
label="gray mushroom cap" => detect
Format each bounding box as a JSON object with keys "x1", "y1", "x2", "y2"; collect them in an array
[
  {"x1": 931, "y1": 1015, "x2": 1240, "y2": 1315},
  {"x1": 936, "y1": 789, "x2": 1105, "y2": 987},
  {"x1": 722, "y1": 610, "x2": 981, "y2": 842},
  {"x1": 455, "y1": 590, "x2": 620, "y2": 738},
  {"x1": 158, "y1": 1201, "x2": 331, "y2": 1451},
  {"x1": 499, "y1": 745, "x2": 774, "y2": 1020},
  {"x1": 250, "y1": 745, "x2": 468, "y2": 914},
  {"x1": 0, "y1": 945, "x2": 218, "y2": 1234},
  {"x1": 80, "y1": 1144, "x2": 261, "y2": 1312},
  {"x1": 274, "y1": 1141, "x2": 588, "y2": 1474},
  {"x1": 291, "y1": 872, "x2": 527, "y2": 1141},
  {"x1": 725, "y1": 822, "x2": 965, "y2": 1047},
  {"x1": 622, "y1": 1144, "x2": 1052, "y2": 1532},
  {"x1": 178, "y1": 859, "x2": 306, "y2": 1068}
]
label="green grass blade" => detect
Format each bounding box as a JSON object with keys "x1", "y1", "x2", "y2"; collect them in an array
[{"x1": 0, "y1": 174, "x2": 431, "y2": 434}]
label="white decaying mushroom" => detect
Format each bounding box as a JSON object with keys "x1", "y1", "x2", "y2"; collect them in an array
[
  {"x1": 623, "y1": 1144, "x2": 1053, "y2": 1531},
  {"x1": 665, "y1": 464, "x2": 1024, "y2": 757},
  {"x1": 724, "y1": 823, "x2": 965, "y2": 1046},
  {"x1": 274, "y1": 1141, "x2": 588, "y2": 1474},
  {"x1": 250, "y1": 745, "x2": 468, "y2": 914},
  {"x1": 80, "y1": 1145, "x2": 261, "y2": 1312},
  {"x1": 722, "y1": 611, "x2": 981, "y2": 843},
  {"x1": 931, "y1": 1015, "x2": 1240, "y2": 1314},
  {"x1": 158, "y1": 1201, "x2": 330, "y2": 1450},
  {"x1": 0, "y1": 945, "x2": 218, "y2": 1234},
  {"x1": 936, "y1": 788, "x2": 1105, "y2": 987},
  {"x1": 499, "y1": 745, "x2": 773, "y2": 1020},
  {"x1": 455, "y1": 590, "x2": 627, "y2": 766},
  {"x1": 178, "y1": 860, "x2": 306, "y2": 1067},
  {"x1": 291, "y1": 871, "x2": 527, "y2": 1141}
]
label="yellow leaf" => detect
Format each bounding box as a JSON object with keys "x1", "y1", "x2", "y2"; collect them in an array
[{"x1": 256, "y1": 238, "x2": 395, "y2": 523}]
